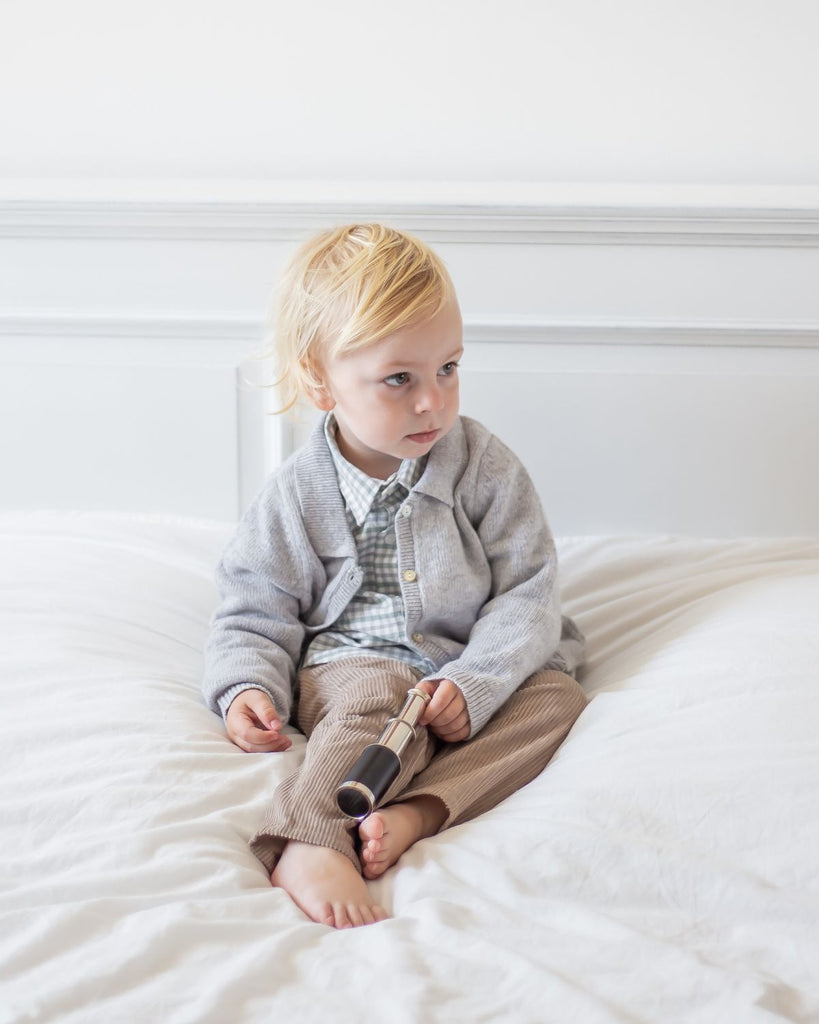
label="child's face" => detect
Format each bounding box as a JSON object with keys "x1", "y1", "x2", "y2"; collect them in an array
[{"x1": 314, "y1": 295, "x2": 463, "y2": 479}]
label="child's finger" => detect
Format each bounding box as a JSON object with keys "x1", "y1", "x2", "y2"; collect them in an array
[
  {"x1": 424, "y1": 681, "x2": 463, "y2": 723},
  {"x1": 234, "y1": 719, "x2": 292, "y2": 752},
  {"x1": 241, "y1": 689, "x2": 279, "y2": 725},
  {"x1": 432, "y1": 700, "x2": 470, "y2": 736},
  {"x1": 415, "y1": 680, "x2": 440, "y2": 725},
  {"x1": 419, "y1": 681, "x2": 470, "y2": 740},
  {"x1": 234, "y1": 731, "x2": 292, "y2": 753},
  {"x1": 226, "y1": 690, "x2": 292, "y2": 752},
  {"x1": 427, "y1": 700, "x2": 454, "y2": 727},
  {"x1": 419, "y1": 692, "x2": 444, "y2": 727},
  {"x1": 244, "y1": 694, "x2": 290, "y2": 737},
  {"x1": 433, "y1": 720, "x2": 470, "y2": 742}
]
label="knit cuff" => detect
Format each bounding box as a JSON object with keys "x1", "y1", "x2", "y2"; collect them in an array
[{"x1": 216, "y1": 682, "x2": 277, "y2": 722}]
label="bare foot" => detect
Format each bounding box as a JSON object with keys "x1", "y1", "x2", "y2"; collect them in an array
[
  {"x1": 359, "y1": 796, "x2": 447, "y2": 880},
  {"x1": 271, "y1": 841, "x2": 389, "y2": 928}
]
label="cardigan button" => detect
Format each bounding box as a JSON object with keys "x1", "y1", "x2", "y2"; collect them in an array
[
  {"x1": 412, "y1": 632, "x2": 424, "y2": 644},
  {"x1": 402, "y1": 569, "x2": 417, "y2": 583}
]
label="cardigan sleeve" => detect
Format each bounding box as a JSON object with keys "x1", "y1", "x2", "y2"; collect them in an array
[
  {"x1": 427, "y1": 435, "x2": 583, "y2": 736},
  {"x1": 201, "y1": 477, "x2": 315, "y2": 725}
]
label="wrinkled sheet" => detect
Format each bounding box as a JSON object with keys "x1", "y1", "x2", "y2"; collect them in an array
[{"x1": 1, "y1": 512, "x2": 818, "y2": 1023}]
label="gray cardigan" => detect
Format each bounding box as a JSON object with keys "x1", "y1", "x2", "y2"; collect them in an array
[{"x1": 203, "y1": 415, "x2": 583, "y2": 738}]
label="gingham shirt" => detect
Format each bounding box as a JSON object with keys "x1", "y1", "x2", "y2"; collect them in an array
[{"x1": 301, "y1": 415, "x2": 438, "y2": 675}]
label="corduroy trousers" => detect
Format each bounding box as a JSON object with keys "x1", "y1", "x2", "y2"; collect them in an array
[{"x1": 249, "y1": 655, "x2": 587, "y2": 873}]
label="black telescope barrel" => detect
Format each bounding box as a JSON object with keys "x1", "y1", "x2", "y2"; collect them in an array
[
  {"x1": 336, "y1": 743, "x2": 401, "y2": 819},
  {"x1": 335, "y1": 687, "x2": 430, "y2": 820}
]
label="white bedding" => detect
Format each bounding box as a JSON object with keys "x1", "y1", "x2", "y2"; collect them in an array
[{"x1": 1, "y1": 512, "x2": 818, "y2": 1023}]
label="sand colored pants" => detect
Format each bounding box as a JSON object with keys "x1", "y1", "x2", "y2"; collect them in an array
[{"x1": 249, "y1": 656, "x2": 587, "y2": 873}]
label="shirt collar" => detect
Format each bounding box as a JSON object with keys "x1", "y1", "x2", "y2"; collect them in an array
[{"x1": 324, "y1": 413, "x2": 424, "y2": 526}]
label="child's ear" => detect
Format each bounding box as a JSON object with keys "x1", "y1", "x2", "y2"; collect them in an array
[{"x1": 309, "y1": 384, "x2": 336, "y2": 412}]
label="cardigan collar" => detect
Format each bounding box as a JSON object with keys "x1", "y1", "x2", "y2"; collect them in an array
[
  {"x1": 294, "y1": 414, "x2": 467, "y2": 555},
  {"x1": 411, "y1": 417, "x2": 466, "y2": 508}
]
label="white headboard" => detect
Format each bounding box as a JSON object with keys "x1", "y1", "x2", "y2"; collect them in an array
[{"x1": 2, "y1": 182, "x2": 818, "y2": 536}]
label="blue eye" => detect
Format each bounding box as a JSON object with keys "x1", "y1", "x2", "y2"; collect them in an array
[
  {"x1": 438, "y1": 361, "x2": 459, "y2": 376},
  {"x1": 384, "y1": 372, "x2": 409, "y2": 387}
]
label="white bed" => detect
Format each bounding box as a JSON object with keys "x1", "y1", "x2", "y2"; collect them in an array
[
  {"x1": 2, "y1": 189, "x2": 819, "y2": 1022},
  {"x1": 1, "y1": 511, "x2": 818, "y2": 1023}
]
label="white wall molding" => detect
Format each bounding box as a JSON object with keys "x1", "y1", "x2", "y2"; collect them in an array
[
  {"x1": 3, "y1": 191, "x2": 819, "y2": 247},
  {"x1": 3, "y1": 312, "x2": 819, "y2": 352},
  {"x1": 0, "y1": 314, "x2": 258, "y2": 367},
  {"x1": 0, "y1": 312, "x2": 256, "y2": 340},
  {"x1": 466, "y1": 318, "x2": 819, "y2": 349}
]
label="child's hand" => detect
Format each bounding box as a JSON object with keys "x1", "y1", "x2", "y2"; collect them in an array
[
  {"x1": 416, "y1": 679, "x2": 471, "y2": 742},
  {"x1": 225, "y1": 689, "x2": 293, "y2": 753}
]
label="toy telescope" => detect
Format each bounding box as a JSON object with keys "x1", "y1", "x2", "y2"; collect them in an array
[{"x1": 336, "y1": 686, "x2": 431, "y2": 821}]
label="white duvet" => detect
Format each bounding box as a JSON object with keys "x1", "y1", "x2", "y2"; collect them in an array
[{"x1": 1, "y1": 512, "x2": 818, "y2": 1024}]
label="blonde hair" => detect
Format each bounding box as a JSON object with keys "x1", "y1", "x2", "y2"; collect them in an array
[{"x1": 268, "y1": 223, "x2": 452, "y2": 412}]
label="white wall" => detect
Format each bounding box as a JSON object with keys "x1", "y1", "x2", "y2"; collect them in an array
[
  {"x1": 2, "y1": 190, "x2": 818, "y2": 531},
  {"x1": 1, "y1": 1, "x2": 818, "y2": 532},
  {"x1": 1, "y1": 0, "x2": 819, "y2": 185}
]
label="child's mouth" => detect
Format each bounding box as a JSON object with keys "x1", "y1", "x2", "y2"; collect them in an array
[{"x1": 406, "y1": 429, "x2": 439, "y2": 444}]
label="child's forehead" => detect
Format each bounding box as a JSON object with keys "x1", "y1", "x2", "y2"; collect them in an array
[{"x1": 352, "y1": 303, "x2": 463, "y2": 367}]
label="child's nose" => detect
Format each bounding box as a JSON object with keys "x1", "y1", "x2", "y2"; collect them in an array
[{"x1": 414, "y1": 380, "x2": 445, "y2": 414}]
